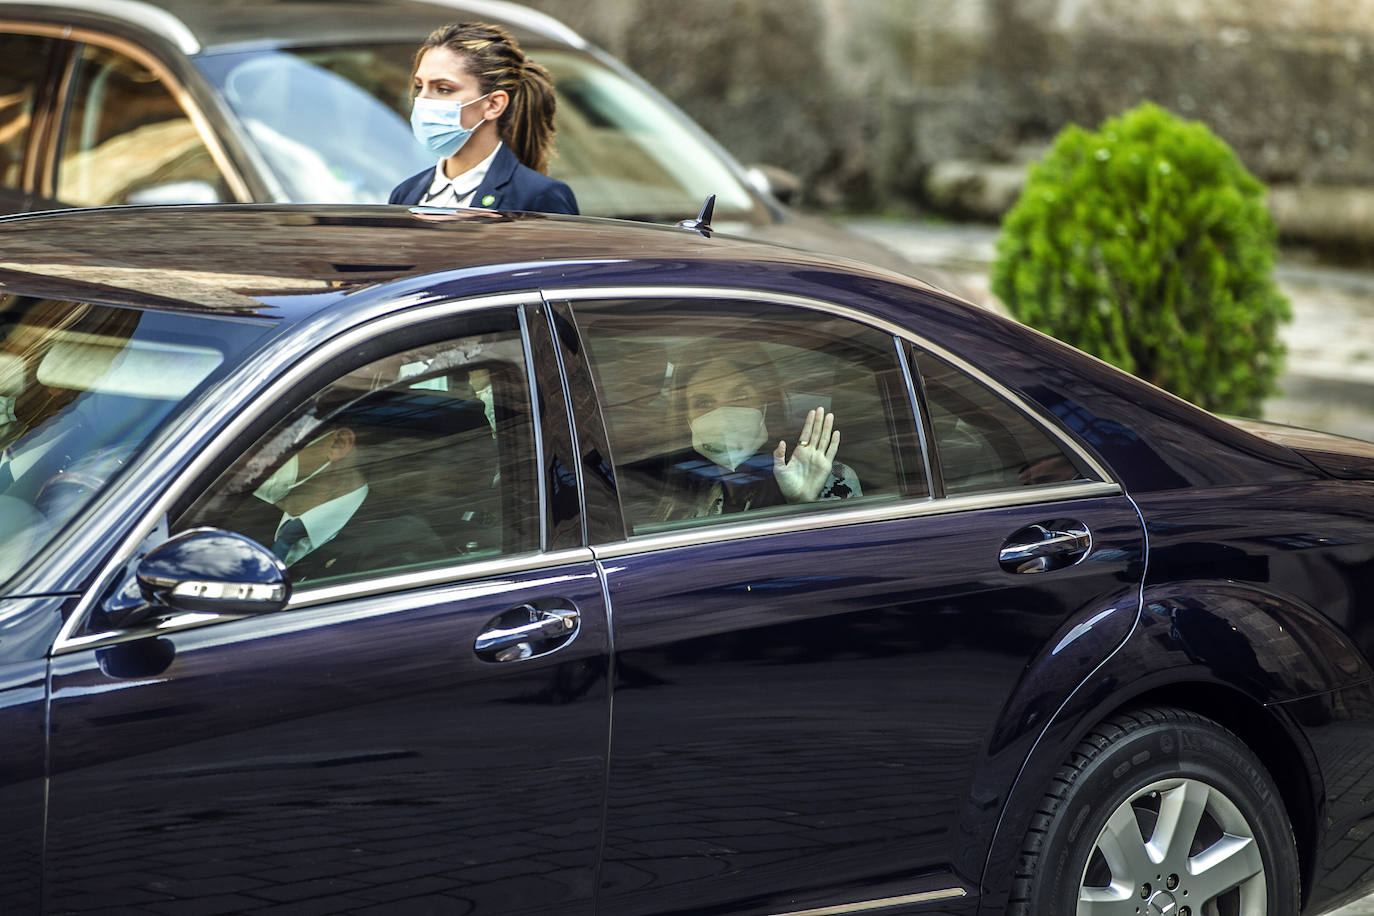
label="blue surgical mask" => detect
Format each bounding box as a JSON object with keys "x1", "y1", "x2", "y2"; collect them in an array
[{"x1": 410, "y1": 93, "x2": 490, "y2": 159}]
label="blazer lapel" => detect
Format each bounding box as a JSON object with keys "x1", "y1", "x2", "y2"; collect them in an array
[{"x1": 468, "y1": 145, "x2": 519, "y2": 210}]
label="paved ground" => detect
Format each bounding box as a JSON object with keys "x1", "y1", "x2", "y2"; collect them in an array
[
  {"x1": 844, "y1": 218, "x2": 1374, "y2": 916},
  {"x1": 841, "y1": 218, "x2": 1374, "y2": 444}
]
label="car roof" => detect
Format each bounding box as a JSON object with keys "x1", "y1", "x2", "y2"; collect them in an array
[
  {"x1": 0, "y1": 204, "x2": 939, "y2": 323},
  {"x1": 0, "y1": 0, "x2": 586, "y2": 55}
]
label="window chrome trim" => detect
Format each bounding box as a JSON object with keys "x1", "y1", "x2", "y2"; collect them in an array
[
  {"x1": 543, "y1": 285, "x2": 1116, "y2": 485},
  {"x1": 53, "y1": 291, "x2": 545, "y2": 651},
  {"x1": 285, "y1": 547, "x2": 596, "y2": 610},
  {"x1": 53, "y1": 547, "x2": 598, "y2": 656},
  {"x1": 591, "y1": 480, "x2": 1123, "y2": 560},
  {"x1": 766, "y1": 888, "x2": 967, "y2": 916}
]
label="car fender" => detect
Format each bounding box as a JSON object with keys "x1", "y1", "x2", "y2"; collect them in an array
[{"x1": 975, "y1": 580, "x2": 1369, "y2": 910}]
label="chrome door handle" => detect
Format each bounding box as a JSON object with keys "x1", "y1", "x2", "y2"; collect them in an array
[
  {"x1": 475, "y1": 605, "x2": 580, "y2": 661},
  {"x1": 999, "y1": 521, "x2": 1091, "y2": 574}
]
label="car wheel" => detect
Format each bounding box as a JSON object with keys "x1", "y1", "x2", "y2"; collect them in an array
[{"x1": 1010, "y1": 706, "x2": 1299, "y2": 915}]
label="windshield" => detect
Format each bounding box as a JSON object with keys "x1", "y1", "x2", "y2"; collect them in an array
[
  {"x1": 197, "y1": 44, "x2": 765, "y2": 222},
  {"x1": 0, "y1": 298, "x2": 247, "y2": 585},
  {"x1": 197, "y1": 48, "x2": 432, "y2": 203}
]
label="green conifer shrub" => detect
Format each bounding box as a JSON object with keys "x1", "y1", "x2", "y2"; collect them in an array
[{"x1": 990, "y1": 102, "x2": 1289, "y2": 416}]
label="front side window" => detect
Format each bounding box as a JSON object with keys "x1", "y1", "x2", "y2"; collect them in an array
[
  {"x1": 176, "y1": 322, "x2": 538, "y2": 587},
  {"x1": 573, "y1": 299, "x2": 924, "y2": 535},
  {"x1": 57, "y1": 43, "x2": 229, "y2": 206},
  {"x1": 913, "y1": 348, "x2": 1093, "y2": 494},
  {"x1": 0, "y1": 297, "x2": 250, "y2": 584},
  {"x1": 0, "y1": 33, "x2": 57, "y2": 193}
]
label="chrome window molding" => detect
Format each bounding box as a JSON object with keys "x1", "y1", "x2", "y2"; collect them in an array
[
  {"x1": 7, "y1": 21, "x2": 248, "y2": 201},
  {"x1": 53, "y1": 291, "x2": 545, "y2": 651},
  {"x1": 543, "y1": 285, "x2": 1117, "y2": 485},
  {"x1": 285, "y1": 547, "x2": 595, "y2": 610},
  {"x1": 52, "y1": 547, "x2": 598, "y2": 656},
  {"x1": 591, "y1": 480, "x2": 1123, "y2": 560}
]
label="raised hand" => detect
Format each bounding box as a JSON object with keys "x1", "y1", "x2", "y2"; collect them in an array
[{"x1": 773, "y1": 406, "x2": 839, "y2": 503}]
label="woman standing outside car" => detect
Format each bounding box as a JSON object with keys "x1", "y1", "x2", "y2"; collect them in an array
[{"x1": 390, "y1": 22, "x2": 578, "y2": 214}]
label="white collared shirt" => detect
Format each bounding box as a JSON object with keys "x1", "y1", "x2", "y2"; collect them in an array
[
  {"x1": 420, "y1": 142, "x2": 503, "y2": 208},
  {"x1": 276, "y1": 483, "x2": 369, "y2": 566}
]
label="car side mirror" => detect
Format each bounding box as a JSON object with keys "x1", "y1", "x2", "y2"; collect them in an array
[{"x1": 109, "y1": 528, "x2": 291, "y2": 628}]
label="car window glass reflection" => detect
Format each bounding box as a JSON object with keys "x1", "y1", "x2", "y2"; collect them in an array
[
  {"x1": 913, "y1": 348, "x2": 1092, "y2": 494},
  {"x1": 0, "y1": 33, "x2": 55, "y2": 195},
  {"x1": 0, "y1": 297, "x2": 238, "y2": 585},
  {"x1": 176, "y1": 328, "x2": 538, "y2": 587},
  {"x1": 573, "y1": 299, "x2": 926, "y2": 535},
  {"x1": 56, "y1": 43, "x2": 228, "y2": 207},
  {"x1": 200, "y1": 48, "x2": 430, "y2": 203}
]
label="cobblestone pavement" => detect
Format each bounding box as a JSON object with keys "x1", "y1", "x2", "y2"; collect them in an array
[
  {"x1": 841, "y1": 218, "x2": 1374, "y2": 445},
  {"x1": 844, "y1": 217, "x2": 1374, "y2": 916}
]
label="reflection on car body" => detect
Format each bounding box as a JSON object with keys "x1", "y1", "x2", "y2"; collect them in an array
[{"x1": 0, "y1": 203, "x2": 1373, "y2": 915}]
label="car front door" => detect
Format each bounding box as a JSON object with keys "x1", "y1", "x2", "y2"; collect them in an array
[
  {"x1": 563, "y1": 293, "x2": 1146, "y2": 915},
  {"x1": 44, "y1": 303, "x2": 610, "y2": 914}
]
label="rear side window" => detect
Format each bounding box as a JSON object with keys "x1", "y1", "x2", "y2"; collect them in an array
[
  {"x1": 572, "y1": 298, "x2": 925, "y2": 535},
  {"x1": 912, "y1": 348, "x2": 1094, "y2": 494}
]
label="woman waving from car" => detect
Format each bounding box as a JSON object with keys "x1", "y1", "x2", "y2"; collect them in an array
[{"x1": 390, "y1": 22, "x2": 578, "y2": 215}]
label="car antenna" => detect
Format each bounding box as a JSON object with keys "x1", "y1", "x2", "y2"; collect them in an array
[{"x1": 677, "y1": 194, "x2": 715, "y2": 237}]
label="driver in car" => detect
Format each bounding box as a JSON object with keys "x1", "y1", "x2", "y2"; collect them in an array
[{"x1": 227, "y1": 392, "x2": 447, "y2": 583}]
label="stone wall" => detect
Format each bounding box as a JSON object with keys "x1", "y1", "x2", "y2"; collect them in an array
[{"x1": 527, "y1": 0, "x2": 1374, "y2": 245}]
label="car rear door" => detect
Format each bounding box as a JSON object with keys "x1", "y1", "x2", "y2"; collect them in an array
[
  {"x1": 44, "y1": 302, "x2": 610, "y2": 914},
  {"x1": 561, "y1": 293, "x2": 1146, "y2": 916}
]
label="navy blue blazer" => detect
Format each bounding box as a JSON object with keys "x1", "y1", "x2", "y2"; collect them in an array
[{"x1": 389, "y1": 144, "x2": 578, "y2": 215}]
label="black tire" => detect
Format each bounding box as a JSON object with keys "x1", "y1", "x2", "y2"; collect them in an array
[{"x1": 1010, "y1": 706, "x2": 1299, "y2": 915}]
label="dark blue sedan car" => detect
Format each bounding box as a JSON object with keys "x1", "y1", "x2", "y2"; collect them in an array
[{"x1": 2, "y1": 204, "x2": 1373, "y2": 916}]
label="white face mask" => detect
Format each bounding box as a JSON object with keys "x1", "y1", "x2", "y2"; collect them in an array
[
  {"x1": 690, "y1": 406, "x2": 767, "y2": 471},
  {"x1": 254, "y1": 432, "x2": 333, "y2": 504}
]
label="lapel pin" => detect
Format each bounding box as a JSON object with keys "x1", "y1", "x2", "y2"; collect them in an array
[{"x1": 481, "y1": 195, "x2": 496, "y2": 207}]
